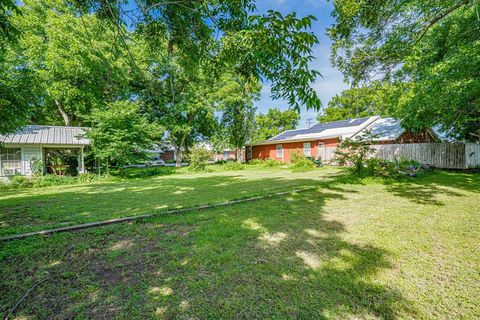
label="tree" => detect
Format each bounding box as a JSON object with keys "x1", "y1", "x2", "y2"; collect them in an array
[
  {"x1": 0, "y1": 0, "x2": 20, "y2": 51},
  {"x1": 72, "y1": 1, "x2": 322, "y2": 112},
  {"x1": 217, "y1": 76, "x2": 260, "y2": 160},
  {"x1": 317, "y1": 83, "x2": 391, "y2": 123},
  {"x1": 253, "y1": 108, "x2": 300, "y2": 141},
  {"x1": 329, "y1": 0, "x2": 480, "y2": 141},
  {"x1": 87, "y1": 101, "x2": 162, "y2": 169},
  {"x1": 3, "y1": 0, "x2": 131, "y2": 128},
  {"x1": 0, "y1": 1, "x2": 33, "y2": 134},
  {"x1": 138, "y1": 47, "x2": 218, "y2": 167},
  {"x1": 221, "y1": 101, "x2": 256, "y2": 160}
]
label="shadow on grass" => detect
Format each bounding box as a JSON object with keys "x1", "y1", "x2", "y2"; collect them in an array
[
  {"x1": 380, "y1": 170, "x2": 480, "y2": 206},
  {"x1": 1, "y1": 168, "x2": 478, "y2": 235},
  {"x1": 0, "y1": 186, "x2": 415, "y2": 319},
  {"x1": 0, "y1": 170, "x2": 344, "y2": 236}
]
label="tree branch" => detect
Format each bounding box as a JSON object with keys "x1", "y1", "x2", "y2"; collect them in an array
[{"x1": 416, "y1": 0, "x2": 470, "y2": 43}]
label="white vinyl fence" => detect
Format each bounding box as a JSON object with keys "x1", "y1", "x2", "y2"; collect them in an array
[{"x1": 322, "y1": 143, "x2": 480, "y2": 169}]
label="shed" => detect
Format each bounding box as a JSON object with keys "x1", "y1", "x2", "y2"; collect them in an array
[{"x1": 0, "y1": 125, "x2": 89, "y2": 177}]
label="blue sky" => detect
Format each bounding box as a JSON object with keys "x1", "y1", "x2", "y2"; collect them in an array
[{"x1": 253, "y1": 0, "x2": 349, "y2": 127}]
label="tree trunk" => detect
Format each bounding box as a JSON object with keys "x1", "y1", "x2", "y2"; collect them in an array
[
  {"x1": 175, "y1": 145, "x2": 182, "y2": 167},
  {"x1": 55, "y1": 100, "x2": 70, "y2": 126}
]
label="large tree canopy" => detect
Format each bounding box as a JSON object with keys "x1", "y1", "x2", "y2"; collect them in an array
[
  {"x1": 317, "y1": 83, "x2": 392, "y2": 123},
  {"x1": 6, "y1": 0, "x2": 132, "y2": 127},
  {"x1": 330, "y1": 0, "x2": 480, "y2": 141},
  {"x1": 73, "y1": 0, "x2": 322, "y2": 111},
  {"x1": 253, "y1": 108, "x2": 300, "y2": 141}
]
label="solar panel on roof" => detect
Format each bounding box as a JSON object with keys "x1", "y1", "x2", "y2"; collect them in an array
[{"x1": 268, "y1": 117, "x2": 372, "y2": 142}]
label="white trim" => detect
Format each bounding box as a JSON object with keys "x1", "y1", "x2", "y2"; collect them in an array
[
  {"x1": 276, "y1": 144, "x2": 283, "y2": 160},
  {"x1": 303, "y1": 142, "x2": 311, "y2": 157}
]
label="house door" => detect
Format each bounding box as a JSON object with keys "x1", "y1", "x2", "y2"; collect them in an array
[{"x1": 317, "y1": 143, "x2": 326, "y2": 160}]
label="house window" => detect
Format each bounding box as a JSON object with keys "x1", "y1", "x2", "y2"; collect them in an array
[
  {"x1": 276, "y1": 144, "x2": 283, "y2": 159},
  {"x1": 247, "y1": 147, "x2": 252, "y2": 160},
  {"x1": 303, "y1": 142, "x2": 311, "y2": 157},
  {"x1": 223, "y1": 150, "x2": 230, "y2": 159},
  {"x1": 0, "y1": 148, "x2": 21, "y2": 176}
]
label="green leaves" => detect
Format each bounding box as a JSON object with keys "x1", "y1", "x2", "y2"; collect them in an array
[
  {"x1": 73, "y1": 0, "x2": 322, "y2": 112},
  {"x1": 317, "y1": 83, "x2": 393, "y2": 123},
  {"x1": 87, "y1": 101, "x2": 162, "y2": 167},
  {"x1": 253, "y1": 108, "x2": 300, "y2": 142},
  {"x1": 330, "y1": 0, "x2": 480, "y2": 141},
  {"x1": 221, "y1": 10, "x2": 321, "y2": 111}
]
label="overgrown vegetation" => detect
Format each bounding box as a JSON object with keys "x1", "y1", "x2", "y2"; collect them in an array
[
  {"x1": 188, "y1": 147, "x2": 213, "y2": 172},
  {"x1": 334, "y1": 136, "x2": 375, "y2": 174},
  {"x1": 289, "y1": 150, "x2": 315, "y2": 171},
  {"x1": 248, "y1": 159, "x2": 286, "y2": 167},
  {"x1": 0, "y1": 173, "x2": 115, "y2": 190},
  {"x1": 335, "y1": 135, "x2": 431, "y2": 178},
  {"x1": 222, "y1": 161, "x2": 245, "y2": 171}
]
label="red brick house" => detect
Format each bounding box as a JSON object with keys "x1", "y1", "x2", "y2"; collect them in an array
[{"x1": 245, "y1": 116, "x2": 437, "y2": 162}]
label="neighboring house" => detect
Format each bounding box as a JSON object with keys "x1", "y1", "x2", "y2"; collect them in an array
[
  {"x1": 214, "y1": 149, "x2": 238, "y2": 162},
  {"x1": 245, "y1": 116, "x2": 436, "y2": 162},
  {"x1": 0, "y1": 125, "x2": 89, "y2": 178},
  {"x1": 157, "y1": 147, "x2": 176, "y2": 162}
]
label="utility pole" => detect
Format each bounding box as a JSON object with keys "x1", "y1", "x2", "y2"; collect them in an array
[{"x1": 306, "y1": 118, "x2": 314, "y2": 128}]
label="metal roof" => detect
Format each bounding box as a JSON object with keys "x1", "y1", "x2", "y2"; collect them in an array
[
  {"x1": 0, "y1": 125, "x2": 90, "y2": 145},
  {"x1": 264, "y1": 116, "x2": 379, "y2": 142},
  {"x1": 351, "y1": 117, "x2": 404, "y2": 141}
]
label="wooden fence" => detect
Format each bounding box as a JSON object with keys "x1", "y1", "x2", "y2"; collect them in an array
[{"x1": 322, "y1": 143, "x2": 480, "y2": 169}]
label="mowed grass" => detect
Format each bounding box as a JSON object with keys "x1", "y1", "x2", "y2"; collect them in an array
[
  {"x1": 0, "y1": 166, "x2": 341, "y2": 236},
  {"x1": 0, "y1": 169, "x2": 479, "y2": 319}
]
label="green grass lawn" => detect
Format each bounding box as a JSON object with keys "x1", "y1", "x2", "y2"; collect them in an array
[
  {"x1": 0, "y1": 167, "x2": 479, "y2": 319},
  {"x1": 0, "y1": 166, "x2": 341, "y2": 236}
]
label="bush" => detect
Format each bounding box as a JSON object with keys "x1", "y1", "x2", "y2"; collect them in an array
[
  {"x1": 188, "y1": 147, "x2": 213, "y2": 171},
  {"x1": 11, "y1": 175, "x2": 32, "y2": 188},
  {"x1": 264, "y1": 159, "x2": 284, "y2": 167},
  {"x1": 364, "y1": 158, "x2": 428, "y2": 178},
  {"x1": 289, "y1": 150, "x2": 315, "y2": 171},
  {"x1": 248, "y1": 159, "x2": 264, "y2": 165},
  {"x1": 115, "y1": 166, "x2": 176, "y2": 179},
  {"x1": 165, "y1": 159, "x2": 176, "y2": 164},
  {"x1": 32, "y1": 175, "x2": 77, "y2": 187},
  {"x1": 334, "y1": 134, "x2": 375, "y2": 173},
  {"x1": 248, "y1": 158, "x2": 285, "y2": 167},
  {"x1": 222, "y1": 161, "x2": 245, "y2": 171},
  {"x1": 0, "y1": 173, "x2": 117, "y2": 190},
  {"x1": 29, "y1": 157, "x2": 43, "y2": 177}
]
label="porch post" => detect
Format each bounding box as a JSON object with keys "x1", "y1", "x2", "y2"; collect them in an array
[{"x1": 80, "y1": 146, "x2": 85, "y2": 174}]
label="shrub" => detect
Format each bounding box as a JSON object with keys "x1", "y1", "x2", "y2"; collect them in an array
[
  {"x1": 248, "y1": 159, "x2": 264, "y2": 165},
  {"x1": 11, "y1": 175, "x2": 32, "y2": 188},
  {"x1": 29, "y1": 157, "x2": 43, "y2": 177},
  {"x1": 364, "y1": 158, "x2": 428, "y2": 178},
  {"x1": 264, "y1": 159, "x2": 284, "y2": 167},
  {"x1": 165, "y1": 159, "x2": 176, "y2": 164},
  {"x1": 115, "y1": 166, "x2": 176, "y2": 179},
  {"x1": 32, "y1": 175, "x2": 77, "y2": 187},
  {"x1": 248, "y1": 158, "x2": 285, "y2": 167},
  {"x1": 334, "y1": 132, "x2": 375, "y2": 174},
  {"x1": 222, "y1": 161, "x2": 245, "y2": 171},
  {"x1": 188, "y1": 147, "x2": 213, "y2": 172},
  {"x1": 289, "y1": 150, "x2": 315, "y2": 171}
]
